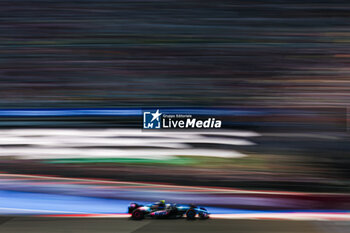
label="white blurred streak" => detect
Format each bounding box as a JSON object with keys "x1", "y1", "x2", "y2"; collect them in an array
[
  {"x1": 0, "y1": 136, "x2": 254, "y2": 146},
  {"x1": 0, "y1": 128, "x2": 256, "y2": 160},
  {"x1": 0, "y1": 148, "x2": 246, "y2": 159}
]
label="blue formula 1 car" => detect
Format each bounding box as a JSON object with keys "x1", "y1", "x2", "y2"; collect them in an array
[{"x1": 128, "y1": 200, "x2": 210, "y2": 220}]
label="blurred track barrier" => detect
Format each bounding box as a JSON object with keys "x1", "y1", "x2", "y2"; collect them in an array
[
  {"x1": 37, "y1": 213, "x2": 350, "y2": 221},
  {"x1": 211, "y1": 213, "x2": 350, "y2": 221}
]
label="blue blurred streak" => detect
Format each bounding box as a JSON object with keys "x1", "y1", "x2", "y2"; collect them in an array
[
  {"x1": 0, "y1": 190, "x2": 348, "y2": 215},
  {"x1": 0, "y1": 190, "x2": 250, "y2": 215},
  {"x1": 0, "y1": 108, "x2": 265, "y2": 117}
]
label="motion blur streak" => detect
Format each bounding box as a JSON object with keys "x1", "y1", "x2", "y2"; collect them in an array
[
  {"x1": 0, "y1": 173, "x2": 349, "y2": 217},
  {"x1": 0, "y1": 173, "x2": 337, "y2": 195},
  {"x1": 0, "y1": 128, "x2": 255, "y2": 159},
  {"x1": 0, "y1": 109, "x2": 259, "y2": 117},
  {"x1": 37, "y1": 213, "x2": 350, "y2": 221},
  {"x1": 1, "y1": 1, "x2": 350, "y2": 110}
]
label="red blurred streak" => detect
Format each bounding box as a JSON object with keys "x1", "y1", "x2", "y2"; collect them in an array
[
  {"x1": 0, "y1": 173, "x2": 349, "y2": 196},
  {"x1": 38, "y1": 213, "x2": 131, "y2": 218},
  {"x1": 36, "y1": 213, "x2": 350, "y2": 221}
]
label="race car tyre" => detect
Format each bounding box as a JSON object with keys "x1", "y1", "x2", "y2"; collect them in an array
[
  {"x1": 131, "y1": 209, "x2": 144, "y2": 220},
  {"x1": 186, "y1": 209, "x2": 196, "y2": 220},
  {"x1": 199, "y1": 212, "x2": 209, "y2": 219}
]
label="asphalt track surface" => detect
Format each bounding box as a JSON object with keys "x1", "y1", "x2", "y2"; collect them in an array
[{"x1": 0, "y1": 217, "x2": 349, "y2": 233}]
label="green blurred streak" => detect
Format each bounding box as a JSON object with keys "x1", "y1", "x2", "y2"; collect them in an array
[{"x1": 43, "y1": 157, "x2": 195, "y2": 165}]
